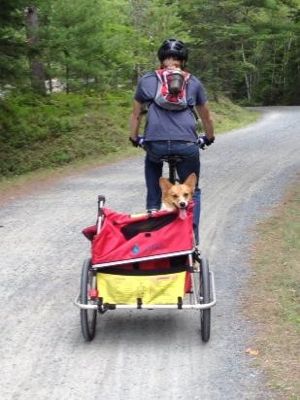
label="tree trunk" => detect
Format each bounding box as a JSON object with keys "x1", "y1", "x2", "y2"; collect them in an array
[
  {"x1": 130, "y1": 0, "x2": 146, "y2": 84},
  {"x1": 46, "y1": 63, "x2": 53, "y2": 93},
  {"x1": 283, "y1": 34, "x2": 293, "y2": 94},
  {"x1": 65, "y1": 63, "x2": 70, "y2": 94},
  {"x1": 241, "y1": 43, "x2": 251, "y2": 101},
  {"x1": 25, "y1": 6, "x2": 46, "y2": 95}
]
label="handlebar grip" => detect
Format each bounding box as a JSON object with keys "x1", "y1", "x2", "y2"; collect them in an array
[
  {"x1": 97, "y1": 195, "x2": 106, "y2": 211},
  {"x1": 98, "y1": 195, "x2": 105, "y2": 203}
]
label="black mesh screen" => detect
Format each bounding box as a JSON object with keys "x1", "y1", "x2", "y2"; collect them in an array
[{"x1": 121, "y1": 213, "x2": 177, "y2": 240}]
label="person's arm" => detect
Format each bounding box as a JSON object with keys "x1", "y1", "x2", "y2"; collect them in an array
[
  {"x1": 195, "y1": 102, "x2": 215, "y2": 141},
  {"x1": 130, "y1": 100, "x2": 143, "y2": 141}
]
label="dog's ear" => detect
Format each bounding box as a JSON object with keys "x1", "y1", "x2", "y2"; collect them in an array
[
  {"x1": 184, "y1": 173, "x2": 197, "y2": 191},
  {"x1": 159, "y1": 177, "x2": 173, "y2": 192}
]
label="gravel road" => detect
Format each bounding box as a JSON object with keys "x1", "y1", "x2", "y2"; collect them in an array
[{"x1": 0, "y1": 107, "x2": 299, "y2": 400}]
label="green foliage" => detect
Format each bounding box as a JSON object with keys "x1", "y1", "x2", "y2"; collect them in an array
[
  {"x1": 128, "y1": 0, "x2": 189, "y2": 75},
  {"x1": 0, "y1": 91, "x2": 258, "y2": 177},
  {"x1": 179, "y1": 0, "x2": 300, "y2": 104},
  {"x1": 210, "y1": 97, "x2": 260, "y2": 131},
  {"x1": 40, "y1": 0, "x2": 137, "y2": 87},
  {"x1": 1, "y1": 0, "x2": 299, "y2": 102},
  {"x1": 0, "y1": 91, "x2": 132, "y2": 176},
  {"x1": 0, "y1": 0, "x2": 28, "y2": 84}
]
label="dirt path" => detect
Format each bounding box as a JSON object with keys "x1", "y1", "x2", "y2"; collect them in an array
[{"x1": 0, "y1": 107, "x2": 299, "y2": 400}]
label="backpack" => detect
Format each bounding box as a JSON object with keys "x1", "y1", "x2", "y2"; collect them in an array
[{"x1": 154, "y1": 68, "x2": 191, "y2": 111}]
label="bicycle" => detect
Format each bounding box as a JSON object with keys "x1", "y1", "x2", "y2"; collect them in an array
[
  {"x1": 75, "y1": 140, "x2": 216, "y2": 343},
  {"x1": 157, "y1": 153, "x2": 212, "y2": 342}
]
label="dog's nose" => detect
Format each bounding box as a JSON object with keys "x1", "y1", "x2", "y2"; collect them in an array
[{"x1": 179, "y1": 201, "x2": 187, "y2": 208}]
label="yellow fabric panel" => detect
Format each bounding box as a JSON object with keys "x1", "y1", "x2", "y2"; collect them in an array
[{"x1": 97, "y1": 271, "x2": 186, "y2": 305}]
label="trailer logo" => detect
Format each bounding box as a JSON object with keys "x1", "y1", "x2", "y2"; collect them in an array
[
  {"x1": 132, "y1": 244, "x2": 140, "y2": 254},
  {"x1": 145, "y1": 243, "x2": 162, "y2": 252}
]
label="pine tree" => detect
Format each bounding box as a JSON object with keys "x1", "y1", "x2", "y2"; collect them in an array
[{"x1": 0, "y1": 0, "x2": 27, "y2": 86}]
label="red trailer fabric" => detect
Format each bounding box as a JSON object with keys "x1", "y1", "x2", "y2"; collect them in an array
[{"x1": 83, "y1": 204, "x2": 194, "y2": 265}]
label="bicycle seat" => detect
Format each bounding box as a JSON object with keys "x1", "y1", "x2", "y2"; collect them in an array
[{"x1": 159, "y1": 155, "x2": 183, "y2": 164}]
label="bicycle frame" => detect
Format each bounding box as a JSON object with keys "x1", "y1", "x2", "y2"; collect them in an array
[{"x1": 160, "y1": 155, "x2": 183, "y2": 184}]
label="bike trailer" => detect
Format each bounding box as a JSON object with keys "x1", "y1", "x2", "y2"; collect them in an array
[{"x1": 74, "y1": 196, "x2": 216, "y2": 342}]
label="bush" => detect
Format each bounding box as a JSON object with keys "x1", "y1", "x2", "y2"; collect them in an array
[
  {"x1": 0, "y1": 91, "x2": 132, "y2": 176},
  {"x1": 0, "y1": 91, "x2": 259, "y2": 177}
]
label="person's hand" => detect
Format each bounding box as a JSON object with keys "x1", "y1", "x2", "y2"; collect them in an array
[
  {"x1": 129, "y1": 135, "x2": 145, "y2": 148},
  {"x1": 197, "y1": 135, "x2": 215, "y2": 149}
]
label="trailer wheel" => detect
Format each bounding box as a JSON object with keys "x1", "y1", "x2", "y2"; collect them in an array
[
  {"x1": 80, "y1": 258, "x2": 97, "y2": 341},
  {"x1": 199, "y1": 257, "x2": 211, "y2": 342}
]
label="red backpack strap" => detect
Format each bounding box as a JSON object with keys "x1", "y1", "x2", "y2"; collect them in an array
[
  {"x1": 155, "y1": 69, "x2": 190, "y2": 85},
  {"x1": 155, "y1": 69, "x2": 169, "y2": 97},
  {"x1": 155, "y1": 69, "x2": 166, "y2": 82},
  {"x1": 183, "y1": 71, "x2": 191, "y2": 84}
]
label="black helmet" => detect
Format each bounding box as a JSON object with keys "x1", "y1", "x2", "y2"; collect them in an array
[{"x1": 157, "y1": 38, "x2": 188, "y2": 63}]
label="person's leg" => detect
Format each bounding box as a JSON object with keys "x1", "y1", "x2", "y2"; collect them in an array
[
  {"x1": 170, "y1": 142, "x2": 201, "y2": 244},
  {"x1": 144, "y1": 142, "x2": 169, "y2": 211},
  {"x1": 145, "y1": 154, "x2": 163, "y2": 211}
]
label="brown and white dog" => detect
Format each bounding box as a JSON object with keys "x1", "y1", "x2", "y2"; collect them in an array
[{"x1": 159, "y1": 173, "x2": 197, "y2": 216}]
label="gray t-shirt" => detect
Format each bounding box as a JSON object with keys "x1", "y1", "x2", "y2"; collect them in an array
[{"x1": 134, "y1": 72, "x2": 207, "y2": 142}]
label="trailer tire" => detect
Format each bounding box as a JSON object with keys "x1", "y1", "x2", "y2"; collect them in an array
[
  {"x1": 80, "y1": 258, "x2": 97, "y2": 341},
  {"x1": 199, "y1": 257, "x2": 211, "y2": 342}
]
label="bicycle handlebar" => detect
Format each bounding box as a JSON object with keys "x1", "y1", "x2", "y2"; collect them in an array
[{"x1": 129, "y1": 135, "x2": 214, "y2": 150}]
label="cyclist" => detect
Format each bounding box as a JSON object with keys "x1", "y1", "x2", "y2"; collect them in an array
[{"x1": 129, "y1": 38, "x2": 215, "y2": 243}]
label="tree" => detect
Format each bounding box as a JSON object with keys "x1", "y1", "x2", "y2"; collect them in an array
[
  {"x1": 179, "y1": 0, "x2": 300, "y2": 104},
  {"x1": 129, "y1": 0, "x2": 189, "y2": 80},
  {"x1": 25, "y1": 5, "x2": 46, "y2": 94},
  {"x1": 1, "y1": 0, "x2": 298, "y2": 103},
  {"x1": 0, "y1": 0, "x2": 27, "y2": 86}
]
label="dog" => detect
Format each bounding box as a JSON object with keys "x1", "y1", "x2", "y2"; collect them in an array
[{"x1": 159, "y1": 173, "x2": 197, "y2": 215}]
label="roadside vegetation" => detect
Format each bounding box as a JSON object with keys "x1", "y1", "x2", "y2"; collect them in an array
[
  {"x1": 1, "y1": 0, "x2": 298, "y2": 184},
  {"x1": 0, "y1": 92, "x2": 131, "y2": 178},
  {"x1": 248, "y1": 183, "x2": 300, "y2": 400},
  {"x1": 0, "y1": 92, "x2": 259, "y2": 182}
]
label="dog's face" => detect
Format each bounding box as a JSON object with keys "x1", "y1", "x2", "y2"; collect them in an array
[{"x1": 159, "y1": 173, "x2": 197, "y2": 211}]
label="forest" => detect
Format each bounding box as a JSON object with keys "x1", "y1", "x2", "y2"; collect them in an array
[
  {"x1": 1, "y1": 0, "x2": 299, "y2": 104},
  {"x1": 0, "y1": 0, "x2": 299, "y2": 176}
]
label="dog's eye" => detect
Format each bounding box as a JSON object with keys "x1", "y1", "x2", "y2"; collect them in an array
[
  {"x1": 172, "y1": 194, "x2": 179, "y2": 199},
  {"x1": 184, "y1": 193, "x2": 189, "y2": 198}
]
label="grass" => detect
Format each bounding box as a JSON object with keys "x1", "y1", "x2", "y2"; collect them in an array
[
  {"x1": 210, "y1": 96, "x2": 259, "y2": 132},
  {"x1": 0, "y1": 91, "x2": 133, "y2": 177},
  {"x1": 0, "y1": 90, "x2": 260, "y2": 193},
  {"x1": 247, "y1": 182, "x2": 300, "y2": 399}
]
